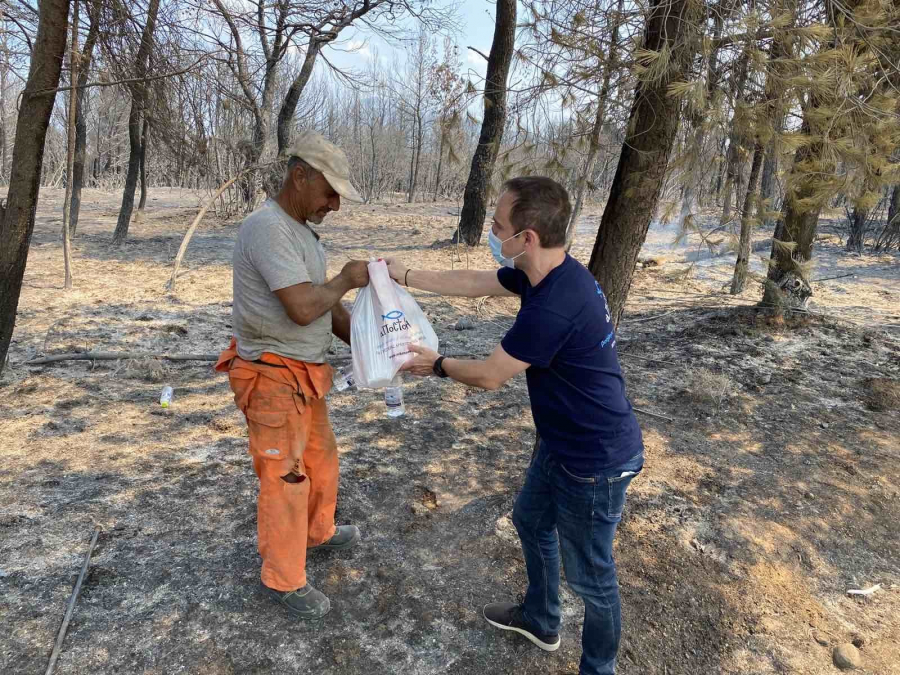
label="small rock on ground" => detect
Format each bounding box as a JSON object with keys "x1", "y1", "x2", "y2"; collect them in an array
[{"x1": 833, "y1": 643, "x2": 861, "y2": 670}]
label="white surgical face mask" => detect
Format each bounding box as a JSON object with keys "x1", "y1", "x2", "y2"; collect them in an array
[{"x1": 488, "y1": 228, "x2": 525, "y2": 268}]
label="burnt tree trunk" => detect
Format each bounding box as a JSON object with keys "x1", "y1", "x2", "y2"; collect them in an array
[
  {"x1": 721, "y1": 45, "x2": 751, "y2": 228},
  {"x1": 760, "y1": 131, "x2": 823, "y2": 310},
  {"x1": 112, "y1": 0, "x2": 160, "y2": 246},
  {"x1": 675, "y1": 7, "x2": 726, "y2": 230},
  {"x1": 62, "y1": 0, "x2": 80, "y2": 290},
  {"x1": 137, "y1": 117, "x2": 149, "y2": 212},
  {"x1": 455, "y1": 0, "x2": 516, "y2": 246},
  {"x1": 0, "y1": 0, "x2": 70, "y2": 374},
  {"x1": 889, "y1": 184, "x2": 900, "y2": 228},
  {"x1": 760, "y1": 0, "x2": 862, "y2": 311},
  {"x1": 566, "y1": 0, "x2": 623, "y2": 251},
  {"x1": 756, "y1": 140, "x2": 777, "y2": 227},
  {"x1": 874, "y1": 184, "x2": 900, "y2": 250},
  {"x1": 846, "y1": 206, "x2": 868, "y2": 253},
  {"x1": 69, "y1": 0, "x2": 101, "y2": 236},
  {"x1": 587, "y1": 0, "x2": 699, "y2": 326},
  {"x1": 276, "y1": 40, "x2": 321, "y2": 155},
  {"x1": 433, "y1": 127, "x2": 447, "y2": 201},
  {"x1": 409, "y1": 115, "x2": 424, "y2": 204},
  {"x1": 730, "y1": 142, "x2": 764, "y2": 294},
  {"x1": 565, "y1": 102, "x2": 605, "y2": 251},
  {"x1": 0, "y1": 71, "x2": 5, "y2": 184}
]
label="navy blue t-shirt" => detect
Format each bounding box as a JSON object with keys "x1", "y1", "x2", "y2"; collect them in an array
[{"x1": 498, "y1": 255, "x2": 643, "y2": 472}]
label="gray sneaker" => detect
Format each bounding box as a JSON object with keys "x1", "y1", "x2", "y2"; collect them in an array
[
  {"x1": 310, "y1": 525, "x2": 360, "y2": 551},
  {"x1": 265, "y1": 583, "x2": 330, "y2": 619}
]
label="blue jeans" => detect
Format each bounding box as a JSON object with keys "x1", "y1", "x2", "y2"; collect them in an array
[{"x1": 512, "y1": 442, "x2": 643, "y2": 675}]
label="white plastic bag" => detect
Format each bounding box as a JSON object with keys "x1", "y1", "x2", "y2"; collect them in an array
[{"x1": 350, "y1": 260, "x2": 439, "y2": 389}]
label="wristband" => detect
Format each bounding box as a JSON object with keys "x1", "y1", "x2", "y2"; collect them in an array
[
  {"x1": 433, "y1": 356, "x2": 448, "y2": 378},
  {"x1": 404, "y1": 269, "x2": 411, "y2": 287}
]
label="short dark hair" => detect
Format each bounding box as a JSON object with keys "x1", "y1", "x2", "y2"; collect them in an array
[
  {"x1": 502, "y1": 176, "x2": 571, "y2": 248},
  {"x1": 285, "y1": 155, "x2": 321, "y2": 182}
]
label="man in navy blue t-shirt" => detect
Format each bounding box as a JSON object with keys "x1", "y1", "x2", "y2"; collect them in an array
[{"x1": 386, "y1": 176, "x2": 643, "y2": 675}]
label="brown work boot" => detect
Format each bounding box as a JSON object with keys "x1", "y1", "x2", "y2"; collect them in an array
[{"x1": 264, "y1": 583, "x2": 330, "y2": 620}]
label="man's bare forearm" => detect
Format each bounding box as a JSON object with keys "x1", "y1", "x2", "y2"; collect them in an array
[
  {"x1": 275, "y1": 275, "x2": 353, "y2": 327},
  {"x1": 443, "y1": 358, "x2": 500, "y2": 390},
  {"x1": 304, "y1": 276, "x2": 354, "y2": 323},
  {"x1": 405, "y1": 269, "x2": 506, "y2": 298},
  {"x1": 275, "y1": 261, "x2": 368, "y2": 328}
]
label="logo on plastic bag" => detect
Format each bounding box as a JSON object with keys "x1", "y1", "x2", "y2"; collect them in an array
[{"x1": 381, "y1": 309, "x2": 412, "y2": 337}]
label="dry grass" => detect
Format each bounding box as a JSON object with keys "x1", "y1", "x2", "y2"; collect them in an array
[
  {"x1": 120, "y1": 357, "x2": 172, "y2": 383},
  {"x1": 862, "y1": 377, "x2": 900, "y2": 412},
  {"x1": 682, "y1": 367, "x2": 734, "y2": 407}
]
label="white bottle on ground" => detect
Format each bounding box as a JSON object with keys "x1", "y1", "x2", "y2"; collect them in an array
[
  {"x1": 332, "y1": 366, "x2": 355, "y2": 392},
  {"x1": 160, "y1": 386, "x2": 174, "y2": 408},
  {"x1": 384, "y1": 375, "x2": 405, "y2": 417}
]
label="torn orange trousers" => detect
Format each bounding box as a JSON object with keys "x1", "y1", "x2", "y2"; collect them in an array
[{"x1": 216, "y1": 340, "x2": 337, "y2": 591}]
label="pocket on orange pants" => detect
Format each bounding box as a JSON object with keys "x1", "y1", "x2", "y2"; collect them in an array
[{"x1": 245, "y1": 408, "x2": 297, "y2": 468}]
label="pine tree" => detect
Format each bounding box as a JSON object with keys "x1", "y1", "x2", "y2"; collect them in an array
[{"x1": 762, "y1": 0, "x2": 900, "y2": 309}]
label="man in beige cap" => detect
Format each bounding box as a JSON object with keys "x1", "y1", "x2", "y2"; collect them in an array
[{"x1": 215, "y1": 130, "x2": 368, "y2": 619}]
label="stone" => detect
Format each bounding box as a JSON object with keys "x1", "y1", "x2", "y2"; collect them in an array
[
  {"x1": 494, "y1": 514, "x2": 519, "y2": 545},
  {"x1": 454, "y1": 316, "x2": 475, "y2": 331},
  {"x1": 757, "y1": 372, "x2": 772, "y2": 385},
  {"x1": 812, "y1": 632, "x2": 829, "y2": 647},
  {"x1": 832, "y1": 644, "x2": 861, "y2": 670}
]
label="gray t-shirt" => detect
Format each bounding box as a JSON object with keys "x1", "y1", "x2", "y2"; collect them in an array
[{"x1": 232, "y1": 199, "x2": 332, "y2": 363}]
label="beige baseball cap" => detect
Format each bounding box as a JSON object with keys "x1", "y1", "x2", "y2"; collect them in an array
[{"x1": 285, "y1": 130, "x2": 363, "y2": 203}]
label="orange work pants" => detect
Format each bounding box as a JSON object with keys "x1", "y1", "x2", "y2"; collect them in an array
[{"x1": 229, "y1": 367, "x2": 338, "y2": 591}]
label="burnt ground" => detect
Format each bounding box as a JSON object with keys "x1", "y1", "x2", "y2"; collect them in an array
[{"x1": 1, "y1": 188, "x2": 899, "y2": 674}]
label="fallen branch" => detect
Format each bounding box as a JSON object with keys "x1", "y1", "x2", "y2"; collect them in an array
[
  {"x1": 45, "y1": 526, "x2": 101, "y2": 675},
  {"x1": 625, "y1": 309, "x2": 681, "y2": 324},
  {"x1": 25, "y1": 352, "x2": 219, "y2": 365},
  {"x1": 810, "y1": 273, "x2": 856, "y2": 283},
  {"x1": 633, "y1": 407, "x2": 674, "y2": 422}
]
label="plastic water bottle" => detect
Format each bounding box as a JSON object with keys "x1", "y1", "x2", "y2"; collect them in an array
[
  {"x1": 384, "y1": 375, "x2": 405, "y2": 417},
  {"x1": 332, "y1": 366, "x2": 355, "y2": 392},
  {"x1": 159, "y1": 386, "x2": 174, "y2": 408}
]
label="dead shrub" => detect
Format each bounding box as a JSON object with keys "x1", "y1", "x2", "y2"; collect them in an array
[
  {"x1": 861, "y1": 378, "x2": 900, "y2": 412},
  {"x1": 121, "y1": 357, "x2": 171, "y2": 383},
  {"x1": 682, "y1": 367, "x2": 733, "y2": 407},
  {"x1": 161, "y1": 324, "x2": 188, "y2": 337}
]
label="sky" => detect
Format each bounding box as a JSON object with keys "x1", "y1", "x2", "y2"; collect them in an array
[{"x1": 321, "y1": 0, "x2": 500, "y2": 84}]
